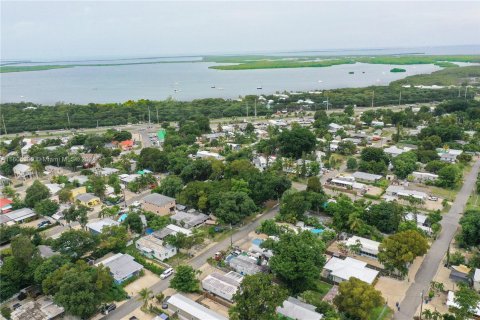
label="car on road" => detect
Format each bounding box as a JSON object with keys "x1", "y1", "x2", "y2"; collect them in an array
[
  {"x1": 428, "y1": 196, "x2": 439, "y2": 201},
  {"x1": 160, "y1": 268, "x2": 174, "y2": 279},
  {"x1": 101, "y1": 303, "x2": 116, "y2": 315}
]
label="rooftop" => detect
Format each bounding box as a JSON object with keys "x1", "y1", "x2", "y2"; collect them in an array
[
  {"x1": 95, "y1": 253, "x2": 143, "y2": 282},
  {"x1": 87, "y1": 218, "x2": 120, "y2": 233},
  {"x1": 324, "y1": 257, "x2": 379, "y2": 284},
  {"x1": 167, "y1": 293, "x2": 228, "y2": 320},
  {"x1": 277, "y1": 297, "x2": 323, "y2": 320},
  {"x1": 142, "y1": 193, "x2": 175, "y2": 207}
]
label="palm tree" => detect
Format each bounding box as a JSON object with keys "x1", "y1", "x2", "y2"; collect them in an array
[
  {"x1": 422, "y1": 309, "x2": 433, "y2": 320},
  {"x1": 138, "y1": 288, "x2": 153, "y2": 308},
  {"x1": 30, "y1": 161, "x2": 44, "y2": 179},
  {"x1": 348, "y1": 211, "x2": 363, "y2": 233}
]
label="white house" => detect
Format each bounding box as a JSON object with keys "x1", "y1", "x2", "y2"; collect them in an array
[
  {"x1": 474, "y1": 268, "x2": 480, "y2": 291},
  {"x1": 344, "y1": 236, "x2": 380, "y2": 259},
  {"x1": 385, "y1": 185, "x2": 428, "y2": 201},
  {"x1": 384, "y1": 146, "x2": 411, "y2": 157},
  {"x1": 201, "y1": 272, "x2": 243, "y2": 302},
  {"x1": 228, "y1": 255, "x2": 262, "y2": 275},
  {"x1": 371, "y1": 121, "x2": 385, "y2": 127},
  {"x1": 276, "y1": 297, "x2": 323, "y2": 320},
  {"x1": 412, "y1": 171, "x2": 438, "y2": 182},
  {"x1": 167, "y1": 294, "x2": 228, "y2": 320},
  {"x1": 136, "y1": 234, "x2": 177, "y2": 261},
  {"x1": 353, "y1": 171, "x2": 383, "y2": 183},
  {"x1": 328, "y1": 123, "x2": 344, "y2": 133},
  {"x1": 196, "y1": 151, "x2": 224, "y2": 161},
  {"x1": 323, "y1": 257, "x2": 379, "y2": 285},
  {"x1": 13, "y1": 164, "x2": 33, "y2": 179},
  {"x1": 95, "y1": 253, "x2": 143, "y2": 284},
  {"x1": 405, "y1": 213, "x2": 432, "y2": 234},
  {"x1": 86, "y1": 218, "x2": 120, "y2": 235},
  {"x1": 446, "y1": 291, "x2": 480, "y2": 317}
]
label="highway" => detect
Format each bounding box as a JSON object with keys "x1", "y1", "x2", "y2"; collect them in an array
[
  {"x1": 103, "y1": 204, "x2": 280, "y2": 319},
  {"x1": 394, "y1": 159, "x2": 480, "y2": 320}
]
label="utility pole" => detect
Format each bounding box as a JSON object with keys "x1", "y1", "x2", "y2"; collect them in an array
[
  {"x1": 464, "y1": 86, "x2": 468, "y2": 100},
  {"x1": 246, "y1": 102, "x2": 249, "y2": 117},
  {"x1": 458, "y1": 87, "x2": 461, "y2": 97},
  {"x1": 254, "y1": 99, "x2": 257, "y2": 118},
  {"x1": 398, "y1": 91, "x2": 402, "y2": 107},
  {"x1": 230, "y1": 223, "x2": 233, "y2": 248},
  {"x1": 326, "y1": 97, "x2": 329, "y2": 111},
  {"x1": 1, "y1": 114, "x2": 7, "y2": 135},
  {"x1": 419, "y1": 290, "x2": 424, "y2": 319},
  {"x1": 156, "y1": 107, "x2": 159, "y2": 124},
  {"x1": 148, "y1": 107, "x2": 151, "y2": 124},
  {"x1": 67, "y1": 113, "x2": 71, "y2": 129},
  {"x1": 96, "y1": 120, "x2": 99, "y2": 129},
  {"x1": 371, "y1": 90, "x2": 375, "y2": 108}
]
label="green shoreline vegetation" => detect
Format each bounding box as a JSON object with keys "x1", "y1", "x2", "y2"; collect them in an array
[
  {"x1": 390, "y1": 68, "x2": 406, "y2": 73},
  {"x1": 1, "y1": 54, "x2": 479, "y2": 73},
  {"x1": 1, "y1": 65, "x2": 478, "y2": 134},
  {"x1": 206, "y1": 55, "x2": 480, "y2": 70}
]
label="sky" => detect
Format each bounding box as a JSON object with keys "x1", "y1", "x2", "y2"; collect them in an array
[{"x1": 1, "y1": 1, "x2": 480, "y2": 61}]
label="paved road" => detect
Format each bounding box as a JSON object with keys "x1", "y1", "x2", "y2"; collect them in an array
[
  {"x1": 103, "y1": 205, "x2": 280, "y2": 319},
  {"x1": 395, "y1": 159, "x2": 480, "y2": 320}
]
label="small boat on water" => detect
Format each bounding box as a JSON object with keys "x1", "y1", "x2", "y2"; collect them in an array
[
  {"x1": 211, "y1": 85, "x2": 216, "y2": 89},
  {"x1": 257, "y1": 86, "x2": 262, "y2": 90},
  {"x1": 318, "y1": 80, "x2": 323, "y2": 83}
]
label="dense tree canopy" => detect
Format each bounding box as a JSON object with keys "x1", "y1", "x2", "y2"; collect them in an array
[{"x1": 278, "y1": 126, "x2": 316, "y2": 159}]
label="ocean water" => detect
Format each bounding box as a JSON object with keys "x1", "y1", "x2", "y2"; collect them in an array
[{"x1": 0, "y1": 62, "x2": 442, "y2": 104}]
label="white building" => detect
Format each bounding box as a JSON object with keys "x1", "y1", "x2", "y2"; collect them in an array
[
  {"x1": 446, "y1": 291, "x2": 480, "y2": 317},
  {"x1": 384, "y1": 146, "x2": 411, "y2": 157},
  {"x1": 405, "y1": 213, "x2": 432, "y2": 234},
  {"x1": 196, "y1": 150, "x2": 224, "y2": 161},
  {"x1": 323, "y1": 257, "x2": 379, "y2": 284},
  {"x1": 328, "y1": 123, "x2": 344, "y2": 133},
  {"x1": 276, "y1": 297, "x2": 323, "y2": 320},
  {"x1": 353, "y1": 171, "x2": 383, "y2": 183},
  {"x1": 136, "y1": 234, "x2": 177, "y2": 261},
  {"x1": 385, "y1": 185, "x2": 428, "y2": 201},
  {"x1": 474, "y1": 268, "x2": 480, "y2": 291},
  {"x1": 344, "y1": 236, "x2": 380, "y2": 259},
  {"x1": 13, "y1": 164, "x2": 33, "y2": 179},
  {"x1": 412, "y1": 171, "x2": 438, "y2": 182},
  {"x1": 86, "y1": 218, "x2": 120, "y2": 234},
  {"x1": 228, "y1": 255, "x2": 262, "y2": 275},
  {"x1": 201, "y1": 272, "x2": 243, "y2": 302},
  {"x1": 167, "y1": 294, "x2": 228, "y2": 320},
  {"x1": 371, "y1": 121, "x2": 385, "y2": 127}
]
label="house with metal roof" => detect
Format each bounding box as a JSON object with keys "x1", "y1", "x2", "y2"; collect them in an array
[
  {"x1": 344, "y1": 236, "x2": 380, "y2": 259},
  {"x1": 201, "y1": 271, "x2": 243, "y2": 302},
  {"x1": 95, "y1": 253, "x2": 143, "y2": 284},
  {"x1": 1, "y1": 208, "x2": 36, "y2": 225},
  {"x1": 228, "y1": 255, "x2": 263, "y2": 275},
  {"x1": 353, "y1": 171, "x2": 383, "y2": 183},
  {"x1": 166, "y1": 293, "x2": 228, "y2": 320},
  {"x1": 170, "y1": 210, "x2": 209, "y2": 229},
  {"x1": 13, "y1": 164, "x2": 33, "y2": 180},
  {"x1": 136, "y1": 234, "x2": 177, "y2": 261},
  {"x1": 86, "y1": 218, "x2": 120, "y2": 234},
  {"x1": 75, "y1": 193, "x2": 101, "y2": 207},
  {"x1": 276, "y1": 297, "x2": 323, "y2": 320},
  {"x1": 323, "y1": 257, "x2": 379, "y2": 285}
]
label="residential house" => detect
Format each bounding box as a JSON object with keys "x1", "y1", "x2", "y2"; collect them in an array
[
  {"x1": 249, "y1": 238, "x2": 273, "y2": 258},
  {"x1": 68, "y1": 175, "x2": 89, "y2": 185},
  {"x1": 136, "y1": 234, "x2": 177, "y2": 261},
  {"x1": 252, "y1": 155, "x2": 276, "y2": 171},
  {"x1": 201, "y1": 271, "x2": 243, "y2": 302},
  {"x1": 170, "y1": 209, "x2": 209, "y2": 229},
  {"x1": 352, "y1": 171, "x2": 383, "y2": 183},
  {"x1": 97, "y1": 167, "x2": 119, "y2": 176},
  {"x1": 81, "y1": 153, "x2": 102, "y2": 168},
  {"x1": 86, "y1": 218, "x2": 120, "y2": 235},
  {"x1": 200, "y1": 132, "x2": 226, "y2": 143},
  {"x1": 450, "y1": 265, "x2": 471, "y2": 282},
  {"x1": 412, "y1": 171, "x2": 439, "y2": 183},
  {"x1": 166, "y1": 294, "x2": 228, "y2": 320},
  {"x1": 141, "y1": 193, "x2": 176, "y2": 216},
  {"x1": 119, "y1": 140, "x2": 134, "y2": 151},
  {"x1": 151, "y1": 224, "x2": 192, "y2": 240},
  {"x1": 328, "y1": 123, "x2": 344, "y2": 133},
  {"x1": 385, "y1": 185, "x2": 428, "y2": 201},
  {"x1": 446, "y1": 291, "x2": 480, "y2": 317},
  {"x1": 323, "y1": 257, "x2": 379, "y2": 285},
  {"x1": 70, "y1": 186, "x2": 87, "y2": 200},
  {"x1": 119, "y1": 173, "x2": 141, "y2": 185},
  {"x1": 371, "y1": 120, "x2": 385, "y2": 127},
  {"x1": 11, "y1": 296, "x2": 64, "y2": 320},
  {"x1": 38, "y1": 245, "x2": 59, "y2": 259},
  {"x1": 95, "y1": 253, "x2": 143, "y2": 284},
  {"x1": 437, "y1": 148, "x2": 463, "y2": 163},
  {"x1": 75, "y1": 193, "x2": 101, "y2": 207},
  {"x1": 1, "y1": 208, "x2": 36, "y2": 225},
  {"x1": 195, "y1": 150, "x2": 225, "y2": 161},
  {"x1": 405, "y1": 213, "x2": 432, "y2": 234},
  {"x1": 384, "y1": 146, "x2": 410, "y2": 158},
  {"x1": 0, "y1": 174, "x2": 10, "y2": 186},
  {"x1": 228, "y1": 255, "x2": 263, "y2": 275},
  {"x1": 13, "y1": 164, "x2": 33, "y2": 179},
  {"x1": 0, "y1": 198, "x2": 13, "y2": 213},
  {"x1": 45, "y1": 183, "x2": 62, "y2": 195},
  {"x1": 344, "y1": 236, "x2": 380, "y2": 259},
  {"x1": 276, "y1": 297, "x2": 323, "y2": 320}
]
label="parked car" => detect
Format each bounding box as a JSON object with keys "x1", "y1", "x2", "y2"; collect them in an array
[
  {"x1": 101, "y1": 304, "x2": 116, "y2": 315},
  {"x1": 12, "y1": 303, "x2": 21, "y2": 310},
  {"x1": 162, "y1": 296, "x2": 170, "y2": 309},
  {"x1": 160, "y1": 268, "x2": 174, "y2": 280},
  {"x1": 37, "y1": 220, "x2": 51, "y2": 228},
  {"x1": 428, "y1": 196, "x2": 438, "y2": 201}
]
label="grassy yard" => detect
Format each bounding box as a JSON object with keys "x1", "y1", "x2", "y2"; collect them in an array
[
  {"x1": 369, "y1": 306, "x2": 393, "y2": 320},
  {"x1": 467, "y1": 192, "x2": 480, "y2": 210},
  {"x1": 300, "y1": 280, "x2": 333, "y2": 307}
]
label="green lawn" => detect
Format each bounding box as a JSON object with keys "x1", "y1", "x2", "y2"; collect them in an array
[
  {"x1": 369, "y1": 306, "x2": 393, "y2": 320},
  {"x1": 300, "y1": 280, "x2": 333, "y2": 306}
]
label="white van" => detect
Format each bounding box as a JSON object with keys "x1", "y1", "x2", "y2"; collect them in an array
[{"x1": 160, "y1": 268, "x2": 174, "y2": 279}]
